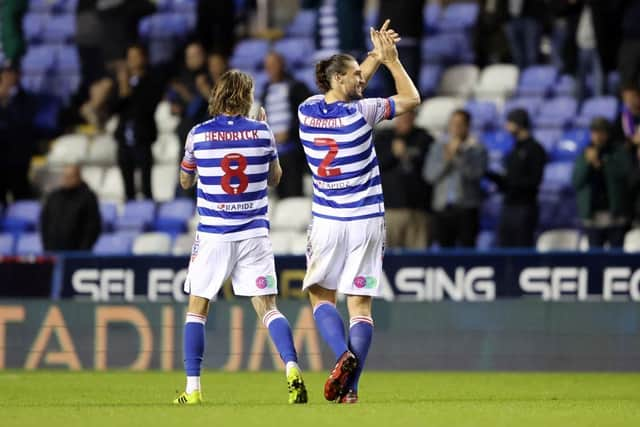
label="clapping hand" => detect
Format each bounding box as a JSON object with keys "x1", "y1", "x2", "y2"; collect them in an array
[{"x1": 369, "y1": 19, "x2": 401, "y2": 64}]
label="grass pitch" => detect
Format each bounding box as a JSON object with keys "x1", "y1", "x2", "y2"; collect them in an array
[{"x1": 1, "y1": 371, "x2": 639, "y2": 427}]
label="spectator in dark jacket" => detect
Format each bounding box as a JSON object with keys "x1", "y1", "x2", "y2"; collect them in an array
[
  {"x1": 114, "y1": 44, "x2": 164, "y2": 200},
  {"x1": 40, "y1": 165, "x2": 101, "y2": 251},
  {"x1": 618, "y1": 0, "x2": 640, "y2": 86},
  {"x1": 196, "y1": 0, "x2": 235, "y2": 58},
  {"x1": 378, "y1": 110, "x2": 433, "y2": 249},
  {"x1": 495, "y1": 108, "x2": 547, "y2": 247},
  {"x1": 424, "y1": 110, "x2": 488, "y2": 248},
  {"x1": 260, "y1": 52, "x2": 311, "y2": 198},
  {"x1": 504, "y1": 0, "x2": 547, "y2": 68},
  {"x1": 573, "y1": 118, "x2": 630, "y2": 248},
  {"x1": 0, "y1": 63, "x2": 36, "y2": 204}
]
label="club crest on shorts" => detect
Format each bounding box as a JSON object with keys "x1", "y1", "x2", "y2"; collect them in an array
[
  {"x1": 353, "y1": 276, "x2": 377, "y2": 289},
  {"x1": 256, "y1": 275, "x2": 276, "y2": 289}
]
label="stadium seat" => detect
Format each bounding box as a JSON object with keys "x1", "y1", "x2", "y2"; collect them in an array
[
  {"x1": 423, "y1": 2, "x2": 442, "y2": 35},
  {"x1": 437, "y1": 64, "x2": 479, "y2": 98},
  {"x1": 21, "y1": 45, "x2": 55, "y2": 74},
  {"x1": 536, "y1": 229, "x2": 581, "y2": 252},
  {"x1": 481, "y1": 131, "x2": 514, "y2": 157},
  {"x1": 172, "y1": 233, "x2": 193, "y2": 256},
  {"x1": 229, "y1": 39, "x2": 270, "y2": 71},
  {"x1": 465, "y1": 100, "x2": 499, "y2": 131},
  {"x1": 552, "y1": 137, "x2": 586, "y2": 162},
  {"x1": 623, "y1": 229, "x2": 640, "y2": 252},
  {"x1": 100, "y1": 167, "x2": 125, "y2": 201},
  {"x1": 152, "y1": 164, "x2": 179, "y2": 202},
  {"x1": 286, "y1": 10, "x2": 317, "y2": 37},
  {"x1": 80, "y1": 166, "x2": 104, "y2": 194},
  {"x1": 418, "y1": 64, "x2": 442, "y2": 97},
  {"x1": 152, "y1": 133, "x2": 180, "y2": 165},
  {"x1": 33, "y1": 94, "x2": 62, "y2": 134},
  {"x1": 93, "y1": 232, "x2": 135, "y2": 255},
  {"x1": 270, "y1": 230, "x2": 296, "y2": 255},
  {"x1": 15, "y1": 233, "x2": 43, "y2": 255},
  {"x1": 43, "y1": 14, "x2": 75, "y2": 42},
  {"x1": 2, "y1": 201, "x2": 41, "y2": 232},
  {"x1": 502, "y1": 97, "x2": 543, "y2": 124},
  {"x1": 293, "y1": 67, "x2": 316, "y2": 93},
  {"x1": 533, "y1": 129, "x2": 561, "y2": 153},
  {"x1": 534, "y1": 97, "x2": 577, "y2": 129},
  {"x1": 439, "y1": 3, "x2": 479, "y2": 32},
  {"x1": 273, "y1": 38, "x2": 315, "y2": 68},
  {"x1": 422, "y1": 33, "x2": 473, "y2": 65},
  {"x1": 415, "y1": 97, "x2": 464, "y2": 134},
  {"x1": 0, "y1": 233, "x2": 15, "y2": 255},
  {"x1": 87, "y1": 134, "x2": 117, "y2": 165},
  {"x1": 55, "y1": 45, "x2": 80, "y2": 73},
  {"x1": 573, "y1": 96, "x2": 619, "y2": 128},
  {"x1": 476, "y1": 230, "x2": 495, "y2": 250},
  {"x1": 479, "y1": 194, "x2": 502, "y2": 230},
  {"x1": 155, "y1": 101, "x2": 180, "y2": 134},
  {"x1": 516, "y1": 65, "x2": 558, "y2": 97},
  {"x1": 132, "y1": 232, "x2": 172, "y2": 255},
  {"x1": 115, "y1": 200, "x2": 156, "y2": 231},
  {"x1": 48, "y1": 133, "x2": 89, "y2": 165},
  {"x1": 139, "y1": 13, "x2": 189, "y2": 39},
  {"x1": 169, "y1": 0, "x2": 196, "y2": 13},
  {"x1": 553, "y1": 74, "x2": 576, "y2": 97},
  {"x1": 23, "y1": 13, "x2": 45, "y2": 43},
  {"x1": 271, "y1": 197, "x2": 312, "y2": 232},
  {"x1": 540, "y1": 162, "x2": 574, "y2": 193},
  {"x1": 474, "y1": 64, "x2": 519, "y2": 100},
  {"x1": 154, "y1": 198, "x2": 195, "y2": 233},
  {"x1": 99, "y1": 202, "x2": 118, "y2": 232}
]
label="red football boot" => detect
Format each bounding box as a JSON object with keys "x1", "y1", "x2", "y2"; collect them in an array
[
  {"x1": 324, "y1": 351, "x2": 358, "y2": 401},
  {"x1": 338, "y1": 390, "x2": 358, "y2": 404}
]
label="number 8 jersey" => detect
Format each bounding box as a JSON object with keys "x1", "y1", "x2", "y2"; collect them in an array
[
  {"x1": 298, "y1": 95, "x2": 396, "y2": 221},
  {"x1": 181, "y1": 115, "x2": 278, "y2": 241}
]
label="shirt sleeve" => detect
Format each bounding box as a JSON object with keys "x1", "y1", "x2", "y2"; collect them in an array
[
  {"x1": 180, "y1": 128, "x2": 197, "y2": 175},
  {"x1": 356, "y1": 97, "x2": 396, "y2": 127}
]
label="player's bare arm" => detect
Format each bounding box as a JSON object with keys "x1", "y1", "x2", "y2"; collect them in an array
[
  {"x1": 179, "y1": 170, "x2": 196, "y2": 189},
  {"x1": 360, "y1": 19, "x2": 401, "y2": 85},
  {"x1": 268, "y1": 159, "x2": 282, "y2": 187},
  {"x1": 374, "y1": 29, "x2": 420, "y2": 116}
]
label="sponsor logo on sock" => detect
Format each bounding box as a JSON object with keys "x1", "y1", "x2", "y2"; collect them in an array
[
  {"x1": 256, "y1": 275, "x2": 276, "y2": 289},
  {"x1": 353, "y1": 276, "x2": 377, "y2": 289}
]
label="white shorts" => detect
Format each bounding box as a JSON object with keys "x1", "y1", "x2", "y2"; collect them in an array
[
  {"x1": 184, "y1": 233, "x2": 277, "y2": 300},
  {"x1": 303, "y1": 216, "x2": 385, "y2": 297}
]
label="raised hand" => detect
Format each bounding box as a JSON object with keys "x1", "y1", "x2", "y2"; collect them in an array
[
  {"x1": 369, "y1": 19, "x2": 401, "y2": 61},
  {"x1": 373, "y1": 23, "x2": 400, "y2": 64}
]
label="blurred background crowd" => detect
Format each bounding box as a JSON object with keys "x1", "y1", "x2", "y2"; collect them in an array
[{"x1": 2, "y1": 0, "x2": 640, "y2": 255}]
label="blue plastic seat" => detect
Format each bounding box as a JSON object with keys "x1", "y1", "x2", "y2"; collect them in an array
[
  {"x1": 480, "y1": 194, "x2": 503, "y2": 230},
  {"x1": 502, "y1": 97, "x2": 543, "y2": 124},
  {"x1": 170, "y1": 0, "x2": 197, "y2": 13},
  {"x1": 481, "y1": 131, "x2": 514, "y2": 173},
  {"x1": 573, "y1": 96, "x2": 619, "y2": 128},
  {"x1": 273, "y1": 38, "x2": 315, "y2": 68},
  {"x1": 541, "y1": 162, "x2": 574, "y2": 193},
  {"x1": 23, "y1": 13, "x2": 45, "y2": 43},
  {"x1": 33, "y1": 94, "x2": 62, "y2": 133},
  {"x1": 419, "y1": 64, "x2": 442, "y2": 97},
  {"x1": 465, "y1": 100, "x2": 498, "y2": 131},
  {"x1": 0, "y1": 233, "x2": 15, "y2": 255},
  {"x1": 293, "y1": 67, "x2": 316, "y2": 92},
  {"x1": 534, "y1": 97, "x2": 577, "y2": 129},
  {"x1": 553, "y1": 74, "x2": 576, "y2": 97},
  {"x1": 439, "y1": 3, "x2": 479, "y2": 32},
  {"x1": 43, "y1": 14, "x2": 75, "y2": 42},
  {"x1": 476, "y1": 230, "x2": 495, "y2": 250},
  {"x1": 100, "y1": 202, "x2": 118, "y2": 232},
  {"x1": 422, "y1": 33, "x2": 473, "y2": 65},
  {"x1": 533, "y1": 129, "x2": 561, "y2": 153},
  {"x1": 286, "y1": 10, "x2": 317, "y2": 37},
  {"x1": 229, "y1": 39, "x2": 270, "y2": 71},
  {"x1": 114, "y1": 200, "x2": 156, "y2": 232},
  {"x1": 93, "y1": 232, "x2": 136, "y2": 255},
  {"x1": 55, "y1": 45, "x2": 80, "y2": 73},
  {"x1": 15, "y1": 233, "x2": 43, "y2": 255},
  {"x1": 21, "y1": 46, "x2": 55, "y2": 74},
  {"x1": 153, "y1": 199, "x2": 195, "y2": 233},
  {"x1": 139, "y1": 13, "x2": 188, "y2": 39},
  {"x1": 2, "y1": 201, "x2": 41, "y2": 232},
  {"x1": 562, "y1": 128, "x2": 590, "y2": 148},
  {"x1": 423, "y1": 2, "x2": 442, "y2": 35},
  {"x1": 517, "y1": 65, "x2": 558, "y2": 97}
]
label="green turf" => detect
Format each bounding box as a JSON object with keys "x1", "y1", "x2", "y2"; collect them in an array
[{"x1": 1, "y1": 371, "x2": 639, "y2": 427}]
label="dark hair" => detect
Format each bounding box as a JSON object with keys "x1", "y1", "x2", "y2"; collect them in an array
[
  {"x1": 208, "y1": 69, "x2": 254, "y2": 116},
  {"x1": 127, "y1": 42, "x2": 148, "y2": 58},
  {"x1": 590, "y1": 116, "x2": 611, "y2": 133},
  {"x1": 315, "y1": 53, "x2": 357, "y2": 93},
  {"x1": 621, "y1": 81, "x2": 640, "y2": 94},
  {"x1": 452, "y1": 109, "x2": 471, "y2": 126}
]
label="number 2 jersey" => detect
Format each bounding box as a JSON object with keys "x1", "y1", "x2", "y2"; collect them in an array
[
  {"x1": 298, "y1": 95, "x2": 396, "y2": 221},
  {"x1": 181, "y1": 115, "x2": 278, "y2": 241}
]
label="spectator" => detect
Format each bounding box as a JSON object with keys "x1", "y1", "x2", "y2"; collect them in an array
[
  {"x1": 504, "y1": 0, "x2": 546, "y2": 69},
  {"x1": 0, "y1": 63, "x2": 36, "y2": 204},
  {"x1": 615, "y1": 82, "x2": 640, "y2": 145},
  {"x1": 474, "y1": 0, "x2": 510, "y2": 67},
  {"x1": 196, "y1": 0, "x2": 235, "y2": 58},
  {"x1": 378, "y1": 110, "x2": 433, "y2": 249},
  {"x1": 576, "y1": 3, "x2": 603, "y2": 100},
  {"x1": 548, "y1": 0, "x2": 581, "y2": 75},
  {"x1": 618, "y1": 0, "x2": 640, "y2": 86},
  {"x1": 494, "y1": 108, "x2": 547, "y2": 247},
  {"x1": 423, "y1": 110, "x2": 487, "y2": 248},
  {"x1": 113, "y1": 44, "x2": 164, "y2": 200},
  {"x1": 1, "y1": 0, "x2": 28, "y2": 64},
  {"x1": 207, "y1": 52, "x2": 228, "y2": 85},
  {"x1": 76, "y1": 0, "x2": 106, "y2": 95},
  {"x1": 378, "y1": 0, "x2": 424, "y2": 87},
  {"x1": 260, "y1": 52, "x2": 311, "y2": 198},
  {"x1": 40, "y1": 165, "x2": 101, "y2": 251},
  {"x1": 573, "y1": 118, "x2": 630, "y2": 248}
]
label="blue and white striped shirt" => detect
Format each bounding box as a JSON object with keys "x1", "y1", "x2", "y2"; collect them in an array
[
  {"x1": 298, "y1": 95, "x2": 395, "y2": 221},
  {"x1": 182, "y1": 115, "x2": 278, "y2": 241}
]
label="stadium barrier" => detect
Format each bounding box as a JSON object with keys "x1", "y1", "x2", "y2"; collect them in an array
[{"x1": 1, "y1": 300, "x2": 639, "y2": 371}]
